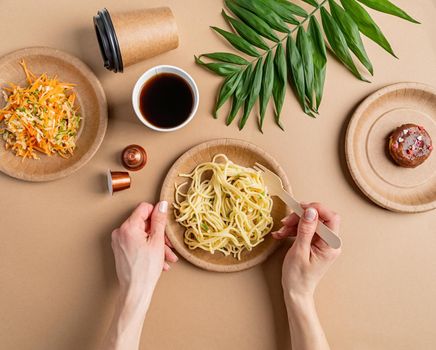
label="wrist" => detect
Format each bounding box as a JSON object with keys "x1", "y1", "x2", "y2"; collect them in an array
[
  {"x1": 103, "y1": 289, "x2": 151, "y2": 350},
  {"x1": 284, "y1": 290, "x2": 315, "y2": 311},
  {"x1": 118, "y1": 285, "x2": 153, "y2": 315}
]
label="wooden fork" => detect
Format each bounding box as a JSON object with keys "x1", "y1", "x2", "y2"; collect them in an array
[{"x1": 254, "y1": 162, "x2": 342, "y2": 249}]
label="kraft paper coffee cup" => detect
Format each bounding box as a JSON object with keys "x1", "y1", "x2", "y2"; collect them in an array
[{"x1": 94, "y1": 7, "x2": 179, "y2": 73}]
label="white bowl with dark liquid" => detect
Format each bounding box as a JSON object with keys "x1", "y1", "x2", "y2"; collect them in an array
[{"x1": 132, "y1": 65, "x2": 199, "y2": 132}]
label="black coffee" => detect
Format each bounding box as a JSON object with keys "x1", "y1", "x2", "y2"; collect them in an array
[{"x1": 139, "y1": 73, "x2": 194, "y2": 129}]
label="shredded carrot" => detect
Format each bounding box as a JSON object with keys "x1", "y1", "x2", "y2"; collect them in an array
[{"x1": 0, "y1": 60, "x2": 81, "y2": 159}]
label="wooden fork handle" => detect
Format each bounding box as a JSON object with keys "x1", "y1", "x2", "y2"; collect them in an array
[{"x1": 277, "y1": 191, "x2": 342, "y2": 249}]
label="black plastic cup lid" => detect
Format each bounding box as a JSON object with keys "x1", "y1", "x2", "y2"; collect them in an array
[{"x1": 93, "y1": 8, "x2": 123, "y2": 73}]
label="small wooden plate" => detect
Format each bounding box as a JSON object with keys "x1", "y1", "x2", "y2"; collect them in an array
[
  {"x1": 0, "y1": 47, "x2": 107, "y2": 182},
  {"x1": 346, "y1": 83, "x2": 436, "y2": 213},
  {"x1": 160, "y1": 139, "x2": 291, "y2": 272}
]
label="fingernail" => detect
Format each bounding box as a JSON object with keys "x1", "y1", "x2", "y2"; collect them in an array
[
  {"x1": 278, "y1": 227, "x2": 285, "y2": 234},
  {"x1": 304, "y1": 207, "x2": 317, "y2": 222},
  {"x1": 300, "y1": 202, "x2": 309, "y2": 206},
  {"x1": 280, "y1": 217, "x2": 287, "y2": 224},
  {"x1": 159, "y1": 201, "x2": 168, "y2": 213}
]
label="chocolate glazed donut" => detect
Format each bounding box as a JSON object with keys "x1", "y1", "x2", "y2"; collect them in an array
[{"x1": 388, "y1": 123, "x2": 433, "y2": 168}]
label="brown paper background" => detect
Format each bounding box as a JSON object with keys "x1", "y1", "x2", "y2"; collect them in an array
[{"x1": 0, "y1": 1, "x2": 435, "y2": 349}]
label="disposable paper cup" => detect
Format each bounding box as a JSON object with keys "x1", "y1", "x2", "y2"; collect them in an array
[
  {"x1": 94, "y1": 7, "x2": 179, "y2": 72},
  {"x1": 132, "y1": 65, "x2": 200, "y2": 132}
]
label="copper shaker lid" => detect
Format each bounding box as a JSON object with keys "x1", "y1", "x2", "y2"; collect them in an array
[{"x1": 121, "y1": 144, "x2": 147, "y2": 171}]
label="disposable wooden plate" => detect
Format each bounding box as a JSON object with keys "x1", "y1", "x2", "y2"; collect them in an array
[
  {"x1": 0, "y1": 47, "x2": 107, "y2": 181},
  {"x1": 160, "y1": 139, "x2": 291, "y2": 272},
  {"x1": 346, "y1": 83, "x2": 436, "y2": 213}
]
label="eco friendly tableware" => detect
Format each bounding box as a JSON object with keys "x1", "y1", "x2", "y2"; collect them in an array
[
  {"x1": 160, "y1": 138, "x2": 290, "y2": 272},
  {"x1": 94, "y1": 7, "x2": 179, "y2": 72},
  {"x1": 0, "y1": 47, "x2": 107, "y2": 182},
  {"x1": 346, "y1": 83, "x2": 436, "y2": 213},
  {"x1": 132, "y1": 65, "x2": 199, "y2": 132},
  {"x1": 253, "y1": 162, "x2": 341, "y2": 249}
]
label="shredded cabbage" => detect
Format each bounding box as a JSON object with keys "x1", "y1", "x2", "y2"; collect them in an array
[{"x1": 0, "y1": 60, "x2": 81, "y2": 159}]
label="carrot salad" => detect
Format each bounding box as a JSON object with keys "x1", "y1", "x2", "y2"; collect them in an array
[{"x1": 0, "y1": 60, "x2": 81, "y2": 159}]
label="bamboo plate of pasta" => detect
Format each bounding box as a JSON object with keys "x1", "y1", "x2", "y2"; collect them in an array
[{"x1": 160, "y1": 139, "x2": 291, "y2": 272}]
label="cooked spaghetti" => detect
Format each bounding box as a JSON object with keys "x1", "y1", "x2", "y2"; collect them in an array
[
  {"x1": 174, "y1": 154, "x2": 273, "y2": 260},
  {"x1": 0, "y1": 60, "x2": 81, "y2": 159}
]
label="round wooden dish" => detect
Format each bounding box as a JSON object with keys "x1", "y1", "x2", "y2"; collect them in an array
[
  {"x1": 160, "y1": 139, "x2": 291, "y2": 272},
  {"x1": 0, "y1": 47, "x2": 107, "y2": 181},
  {"x1": 346, "y1": 83, "x2": 436, "y2": 213}
]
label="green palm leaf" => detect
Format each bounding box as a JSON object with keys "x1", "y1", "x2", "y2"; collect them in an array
[
  {"x1": 274, "y1": 0, "x2": 308, "y2": 18},
  {"x1": 199, "y1": 52, "x2": 250, "y2": 65},
  {"x1": 225, "y1": 0, "x2": 280, "y2": 41},
  {"x1": 210, "y1": 26, "x2": 259, "y2": 57},
  {"x1": 261, "y1": 0, "x2": 299, "y2": 25},
  {"x1": 301, "y1": 0, "x2": 319, "y2": 7},
  {"x1": 296, "y1": 27, "x2": 315, "y2": 110},
  {"x1": 195, "y1": 56, "x2": 243, "y2": 76},
  {"x1": 259, "y1": 50, "x2": 275, "y2": 131},
  {"x1": 227, "y1": 64, "x2": 253, "y2": 125},
  {"x1": 308, "y1": 16, "x2": 326, "y2": 110},
  {"x1": 287, "y1": 35, "x2": 314, "y2": 117},
  {"x1": 239, "y1": 58, "x2": 264, "y2": 129},
  {"x1": 357, "y1": 0, "x2": 419, "y2": 23},
  {"x1": 233, "y1": 0, "x2": 290, "y2": 33},
  {"x1": 272, "y1": 43, "x2": 287, "y2": 129},
  {"x1": 222, "y1": 10, "x2": 270, "y2": 50},
  {"x1": 329, "y1": 0, "x2": 373, "y2": 75},
  {"x1": 340, "y1": 0, "x2": 397, "y2": 57},
  {"x1": 321, "y1": 8, "x2": 367, "y2": 81},
  {"x1": 214, "y1": 71, "x2": 243, "y2": 117},
  {"x1": 196, "y1": 0, "x2": 419, "y2": 131}
]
